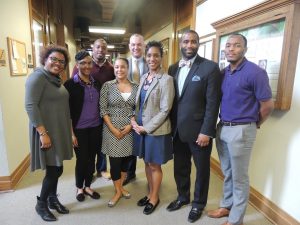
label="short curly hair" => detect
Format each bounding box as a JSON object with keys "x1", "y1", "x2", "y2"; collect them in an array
[
  {"x1": 145, "y1": 41, "x2": 163, "y2": 57},
  {"x1": 40, "y1": 44, "x2": 70, "y2": 69}
]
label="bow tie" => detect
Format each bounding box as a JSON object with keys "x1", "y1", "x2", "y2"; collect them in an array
[{"x1": 179, "y1": 59, "x2": 191, "y2": 68}]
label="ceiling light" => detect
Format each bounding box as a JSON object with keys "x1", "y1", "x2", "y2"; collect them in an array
[
  {"x1": 107, "y1": 45, "x2": 115, "y2": 49},
  {"x1": 89, "y1": 26, "x2": 126, "y2": 35}
]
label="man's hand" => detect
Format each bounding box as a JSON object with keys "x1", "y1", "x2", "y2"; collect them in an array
[{"x1": 195, "y1": 134, "x2": 210, "y2": 147}]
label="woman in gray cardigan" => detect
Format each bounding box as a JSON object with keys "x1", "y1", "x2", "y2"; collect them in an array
[{"x1": 25, "y1": 45, "x2": 73, "y2": 222}]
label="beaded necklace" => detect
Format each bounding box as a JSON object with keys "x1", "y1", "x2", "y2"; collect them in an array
[{"x1": 78, "y1": 75, "x2": 92, "y2": 85}]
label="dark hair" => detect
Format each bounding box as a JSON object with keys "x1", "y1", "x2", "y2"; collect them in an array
[
  {"x1": 145, "y1": 41, "x2": 163, "y2": 57},
  {"x1": 40, "y1": 44, "x2": 70, "y2": 69},
  {"x1": 230, "y1": 33, "x2": 248, "y2": 47},
  {"x1": 75, "y1": 50, "x2": 90, "y2": 61},
  {"x1": 181, "y1": 30, "x2": 200, "y2": 43},
  {"x1": 114, "y1": 57, "x2": 129, "y2": 67}
]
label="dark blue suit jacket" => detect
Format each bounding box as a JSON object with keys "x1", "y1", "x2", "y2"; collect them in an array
[{"x1": 168, "y1": 55, "x2": 222, "y2": 142}]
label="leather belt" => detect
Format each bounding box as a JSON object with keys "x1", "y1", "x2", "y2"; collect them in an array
[{"x1": 220, "y1": 121, "x2": 252, "y2": 126}]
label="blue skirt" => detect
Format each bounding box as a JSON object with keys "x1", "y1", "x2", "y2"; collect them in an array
[{"x1": 133, "y1": 133, "x2": 173, "y2": 165}]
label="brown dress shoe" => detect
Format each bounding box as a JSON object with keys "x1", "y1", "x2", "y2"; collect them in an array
[{"x1": 207, "y1": 207, "x2": 230, "y2": 218}]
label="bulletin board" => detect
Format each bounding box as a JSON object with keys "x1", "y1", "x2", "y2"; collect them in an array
[{"x1": 7, "y1": 37, "x2": 28, "y2": 76}]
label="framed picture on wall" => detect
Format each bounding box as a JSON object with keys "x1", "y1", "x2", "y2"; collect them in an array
[
  {"x1": 0, "y1": 49, "x2": 6, "y2": 67},
  {"x1": 198, "y1": 33, "x2": 216, "y2": 60},
  {"x1": 160, "y1": 38, "x2": 169, "y2": 72},
  {"x1": 7, "y1": 37, "x2": 28, "y2": 76}
]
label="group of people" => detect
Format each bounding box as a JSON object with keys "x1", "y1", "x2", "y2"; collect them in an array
[{"x1": 25, "y1": 30, "x2": 274, "y2": 225}]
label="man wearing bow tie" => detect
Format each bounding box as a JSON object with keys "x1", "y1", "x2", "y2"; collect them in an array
[{"x1": 166, "y1": 30, "x2": 222, "y2": 223}]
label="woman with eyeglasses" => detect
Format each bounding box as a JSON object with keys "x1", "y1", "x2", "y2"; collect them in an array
[
  {"x1": 25, "y1": 45, "x2": 73, "y2": 222},
  {"x1": 132, "y1": 41, "x2": 175, "y2": 215},
  {"x1": 100, "y1": 57, "x2": 138, "y2": 207},
  {"x1": 64, "y1": 51, "x2": 101, "y2": 203}
]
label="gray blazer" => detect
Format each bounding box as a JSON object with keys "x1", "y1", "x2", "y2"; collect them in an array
[
  {"x1": 135, "y1": 71, "x2": 175, "y2": 135},
  {"x1": 127, "y1": 57, "x2": 149, "y2": 82}
]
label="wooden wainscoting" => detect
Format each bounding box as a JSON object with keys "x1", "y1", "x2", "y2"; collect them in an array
[
  {"x1": 0, "y1": 154, "x2": 30, "y2": 191},
  {"x1": 210, "y1": 157, "x2": 300, "y2": 225}
]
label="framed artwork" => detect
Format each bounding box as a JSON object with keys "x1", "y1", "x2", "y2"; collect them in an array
[
  {"x1": 7, "y1": 37, "x2": 28, "y2": 76},
  {"x1": 160, "y1": 38, "x2": 169, "y2": 72},
  {"x1": 0, "y1": 49, "x2": 6, "y2": 67},
  {"x1": 198, "y1": 34, "x2": 215, "y2": 61}
]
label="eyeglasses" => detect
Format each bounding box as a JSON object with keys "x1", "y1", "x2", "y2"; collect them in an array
[{"x1": 49, "y1": 57, "x2": 66, "y2": 65}]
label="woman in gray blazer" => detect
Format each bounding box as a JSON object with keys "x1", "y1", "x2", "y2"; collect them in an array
[{"x1": 132, "y1": 41, "x2": 175, "y2": 215}]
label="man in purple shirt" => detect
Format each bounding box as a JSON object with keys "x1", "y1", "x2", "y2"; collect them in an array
[
  {"x1": 72, "y1": 38, "x2": 115, "y2": 180},
  {"x1": 208, "y1": 34, "x2": 274, "y2": 225}
]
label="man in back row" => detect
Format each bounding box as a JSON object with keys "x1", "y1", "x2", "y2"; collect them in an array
[
  {"x1": 208, "y1": 34, "x2": 274, "y2": 225},
  {"x1": 123, "y1": 33, "x2": 149, "y2": 186}
]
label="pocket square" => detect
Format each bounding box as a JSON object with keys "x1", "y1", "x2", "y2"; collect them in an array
[{"x1": 192, "y1": 75, "x2": 201, "y2": 81}]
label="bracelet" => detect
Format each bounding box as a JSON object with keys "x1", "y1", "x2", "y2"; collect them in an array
[{"x1": 40, "y1": 131, "x2": 48, "y2": 136}]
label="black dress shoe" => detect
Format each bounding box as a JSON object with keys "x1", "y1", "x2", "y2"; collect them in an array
[
  {"x1": 188, "y1": 207, "x2": 202, "y2": 223},
  {"x1": 143, "y1": 199, "x2": 160, "y2": 215},
  {"x1": 123, "y1": 174, "x2": 136, "y2": 186},
  {"x1": 48, "y1": 196, "x2": 69, "y2": 214},
  {"x1": 166, "y1": 199, "x2": 190, "y2": 212},
  {"x1": 76, "y1": 193, "x2": 85, "y2": 202},
  {"x1": 137, "y1": 196, "x2": 149, "y2": 206},
  {"x1": 84, "y1": 188, "x2": 100, "y2": 199}
]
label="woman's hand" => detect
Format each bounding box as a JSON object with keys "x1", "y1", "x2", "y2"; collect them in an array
[
  {"x1": 133, "y1": 125, "x2": 147, "y2": 135},
  {"x1": 111, "y1": 127, "x2": 124, "y2": 139},
  {"x1": 131, "y1": 119, "x2": 138, "y2": 128},
  {"x1": 40, "y1": 134, "x2": 52, "y2": 150},
  {"x1": 131, "y1": 118, "x2": 142, "y2": 134},
  {"x1": 72, "y1": 135, "x2": 78, "y2": 147},
  {"x1": 120, "y1": 125, "x2": 132, "y2": 135}
]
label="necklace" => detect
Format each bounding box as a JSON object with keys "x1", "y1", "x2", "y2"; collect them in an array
[
  {"x1": 78, "y1": 75, "x2": 92, "y2": 85},
  {"x1": 143, "y1": 74, "x2": 154, "y2": 91}
]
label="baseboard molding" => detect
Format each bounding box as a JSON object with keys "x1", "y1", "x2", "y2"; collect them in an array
[
  {"x1": 0, "y1": 154, "x2": 30, "y2": 191},
  {"x1": 210, "y1": 157, "x2": 299, "y2": 225}
]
